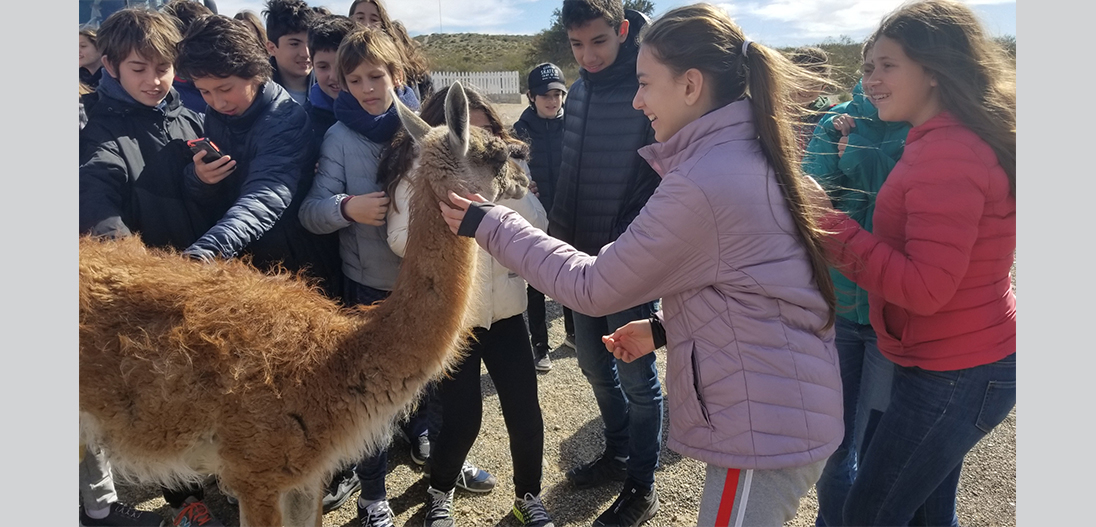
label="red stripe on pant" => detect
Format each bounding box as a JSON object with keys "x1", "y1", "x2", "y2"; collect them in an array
[{"x1": 714, "y1": 468, "x2": 742, "y2": 527}]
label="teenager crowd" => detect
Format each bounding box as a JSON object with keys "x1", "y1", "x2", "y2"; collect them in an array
[{"x1": 78, "y1": 1, "x2": 1016, "y2": 526}]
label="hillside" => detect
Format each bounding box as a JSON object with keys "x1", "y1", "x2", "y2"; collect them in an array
[
  {"x1": 415, "y1": 32, "x2": 1014, "y2": 100},
  {"x1": 414, "y1": 33, "x2": 535, "y2": 74},
  {"x1": 415, "y1": 33, "x2": 866, "y2": 99}
]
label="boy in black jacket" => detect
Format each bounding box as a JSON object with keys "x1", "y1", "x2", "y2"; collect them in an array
[
  {"x1": 78, "y1": 9, "x2": 226, "y2": 527},
  {"x1": 550, "y1": 2, "x2": 663, "y2": 526},
  {"x1": 512, "y1": 62, "x2": 574, "y2": 372}
]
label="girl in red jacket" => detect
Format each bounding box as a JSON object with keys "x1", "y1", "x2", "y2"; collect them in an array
[{"x1": 819, "y1": 1, "x2": 1016, "y2": 524}]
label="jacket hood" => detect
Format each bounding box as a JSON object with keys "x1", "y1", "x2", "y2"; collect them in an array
[
  {"x1": 846, "y1": 81, "x2": 878, "y2": 120},
  {"x1": 95, "y1": 70, "x2": 180, "y2": 117}
]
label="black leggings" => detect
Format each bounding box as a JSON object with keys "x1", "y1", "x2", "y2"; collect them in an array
[{"x1": 429, "y1": 314, "x2": 545, "y2": 497}]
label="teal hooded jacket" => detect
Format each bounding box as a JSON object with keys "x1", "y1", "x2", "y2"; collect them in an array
[{"x1": 803, "y1": 81, "x2": 911, "y2": 324}]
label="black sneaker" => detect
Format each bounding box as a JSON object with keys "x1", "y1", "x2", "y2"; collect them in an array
[
  {"x1": 592, "y1": 481, "x2": 659, "y2": 527},
  {"x1": 79, "y1": 502, "x2": 165, "y2": 527},
  {"x1": 513, "y1": 492, "x2": 555, "y2": 527},
  {"x1": 565, "y1": 453, "x2": 627, "y2": 489},
  {"x1": 561, "y1": 334, "x2": 576, "y2": 350},
  {"x1": 399, "y1": 428, "x2": 432, "y2": 466},
  {"x1": 323, "y1": 467, "x2": 361, "y2": 513},
  {"x1": 357, "y1": 499, "x2": 395, "y2": 527},
  {"x1": 423, "y1": 486, "x2": 456, "y2": 527}
]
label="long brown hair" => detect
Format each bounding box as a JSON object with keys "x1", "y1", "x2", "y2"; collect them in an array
[
  {"x1": 638, "y1": 3, "x2": 836, "y2": 328},
  {"x1": 873, "y1": 0, "x2": 1016, "y2": 195}
]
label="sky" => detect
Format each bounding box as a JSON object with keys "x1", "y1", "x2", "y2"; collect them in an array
[{"x1": 213, "y1": 0, "x2": 1016, "y2": 48}]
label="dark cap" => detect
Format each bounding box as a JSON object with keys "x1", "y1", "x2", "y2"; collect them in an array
[{"x1": 528, "y1": 63, "x2": 567, "y2": 95}]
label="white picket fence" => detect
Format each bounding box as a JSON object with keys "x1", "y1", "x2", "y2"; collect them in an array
[{"x1": 431, "y1": 71, "x2": 521, "y2": 95}]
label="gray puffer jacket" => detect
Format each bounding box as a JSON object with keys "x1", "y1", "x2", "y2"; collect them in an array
[{"x1": 298, "y1": 122, "x2": 401, "y2": 291}]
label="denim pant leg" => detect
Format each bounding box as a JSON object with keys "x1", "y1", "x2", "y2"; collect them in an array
[
  {"x1": 572, "y1": 302, "x2": 663, "y2": 488},
  {"x1": 843, "y1": 353, "x2": 1016, "y2": 526},
  {"x1": 355, "y1": 447, "x2": 390, "y2": 501},
  {"x1": 815, "y1": 317, "x2": 867, "y2": 527},
  {"x1": 80, "y1": 443, "x2": 117, "y2": 511},
  {"x1": 855, "y1": 336, "x2": 894, "y2": 460}
]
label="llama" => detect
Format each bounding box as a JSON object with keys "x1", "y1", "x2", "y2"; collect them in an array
[{"x1": 78, "y1": 83, "x2": 529, "y2": 527}]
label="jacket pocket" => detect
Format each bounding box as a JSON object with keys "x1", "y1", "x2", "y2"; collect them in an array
[
  {"x1": 689, "y1": 343, "x2": 712, "y2": 427},
  {"x1": 881, "y1": 303, "x2": 910, "y2": 342}
]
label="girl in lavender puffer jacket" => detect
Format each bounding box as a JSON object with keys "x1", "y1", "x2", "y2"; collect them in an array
[{"x1": 440, "y1": 5, "x2": 843, "y2": 526}]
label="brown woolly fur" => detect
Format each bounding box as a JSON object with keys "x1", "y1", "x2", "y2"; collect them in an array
[{"x1": 79, "y1": 82, "x2": 524, "y2": 527}]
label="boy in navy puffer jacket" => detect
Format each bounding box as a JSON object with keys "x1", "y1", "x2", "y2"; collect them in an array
[{"x1": 512, "y1": 62, "x2": 575, "y2": 372}]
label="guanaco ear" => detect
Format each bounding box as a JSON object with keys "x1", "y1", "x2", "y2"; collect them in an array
[
  {"x1": 394, "y1": 88, "x2": 431, "y2": 143},
  {"x1": 445, "y1": 81, "x2": 470, "y2": 158}
]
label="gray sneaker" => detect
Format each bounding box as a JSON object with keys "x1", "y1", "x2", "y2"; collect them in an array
[
  {"x1": 533, "y1": 352, "x2": 553, "y2": 372},
  {"x1": 358, "y1": 499, "x2": 395, "y2": 527},
  {"x1": 455, "y1": 461, "x2": 497, "y2": 493},
  {"x1": 423, "y1": 486, "x2": 456, "y2": 527}
]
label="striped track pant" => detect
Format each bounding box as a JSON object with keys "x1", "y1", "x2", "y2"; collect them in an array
[{"x1": 697, "y1": 458, "x2": 827, "y2": 527}]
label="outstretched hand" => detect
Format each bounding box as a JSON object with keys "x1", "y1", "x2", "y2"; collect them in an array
[
  {"x1": 602, "y1": 319, "x2": 656, "y2": 363},
  {"x1": 440, "y1": 191, "x2": 488, "y2": 235}
]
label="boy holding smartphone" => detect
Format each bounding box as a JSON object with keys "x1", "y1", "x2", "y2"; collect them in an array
[{"x1": 78, "y1": 10, "x2": 229, "y2": 527}]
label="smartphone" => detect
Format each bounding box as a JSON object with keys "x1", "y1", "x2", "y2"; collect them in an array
[{"x1": 187, "y1": 138, "x2": 224, "y2": 164}]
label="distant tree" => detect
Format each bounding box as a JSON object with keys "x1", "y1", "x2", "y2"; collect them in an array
[
  {"x1": 994, "y1": 35, "x2": 1016, "y2": 59},
  {"x1": 624, "y1": 0, "x2": 655, "y2": 16}
]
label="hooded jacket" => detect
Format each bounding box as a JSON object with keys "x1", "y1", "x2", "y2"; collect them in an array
[
  {"x1": 79, "y1": 74, "x2": 207, "y2": 250},
  {"x1": 512, "y1": 106, "x2": 564, "y2": 214},
  {"x1": 802, "y1": 81, "x2": 910, "y2": 324},
  {"x1": 183, "y1": 80, "x2": 342, "y2": 296},
  {"x1": 467, "y1": 100, "x2": 843, "y2": 470},
  {"x1": 548, "y1": 9, "x2": 660, "y2": 255},
  {"x1": 822, "y1": 112, "x2": 1016, "y2": 371}
]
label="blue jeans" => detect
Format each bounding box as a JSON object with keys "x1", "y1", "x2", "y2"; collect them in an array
[
  {"x1": 815, "y1": 318, "x2": 894, "y2": 527},
  {"x1": 571, "y1": 301, "x2": 664, "y2": 489},
  {"x1": 843, "y1": 353, "x2": 1016, "y2": 526}
]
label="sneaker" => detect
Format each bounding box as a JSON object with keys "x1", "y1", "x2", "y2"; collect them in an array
[
  {"x1": 455, "y1": 461, "x2": 497, "y2": 493},
  {"x1": 171, "y1": 497, "x2": 224, "y2": 527},
  {"x1": 592, "y1": 481, "x2": 659, "y2": 527},
  {"x1": 80, "y1": 502, "x2": 165, "y2": 527},
  {"x1": 566, "y1": 453, "x2": 627, "y2": 490},
  {"x1": 423, "y1": 486, "x2": 456, "y2": 527},
  {"x1": 409, "y1": 434, "x2": 431, "y2": 466},
  {"x1": 533, "y1": 351, "x2": 553, "y2": 372},
  {"x1": 358, "y1": 499, "x2": 395, "y2": 527},
  {"x1": 323, "y1": 467, "x2": 361, "y2": 513},
  {"x1": 513, "y1": 493, "x2": 555, "y2": 527},
  {"x1": 562, "y1": 334, "x2": 576, "y2": 350}
]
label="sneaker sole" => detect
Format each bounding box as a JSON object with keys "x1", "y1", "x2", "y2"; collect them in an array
[{"x1": 456, "y1": 481, "x2": 496, "y2": 493}]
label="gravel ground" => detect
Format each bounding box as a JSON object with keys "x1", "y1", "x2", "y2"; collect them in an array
[
  {"x1": 115, "y1": 297, "x2": 1015, "y2": 527},
  {"x1": 112, "y1": 104, "x2": 1016, "y2": 526}
]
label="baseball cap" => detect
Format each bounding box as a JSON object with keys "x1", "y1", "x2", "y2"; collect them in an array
[{"x1": 528, "y1": 63, "x2": 567, "y2": 95}]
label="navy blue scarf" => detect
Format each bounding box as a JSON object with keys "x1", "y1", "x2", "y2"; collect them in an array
[
  {"x1": 309, "y1": 83, "x2": 335, "y2": 113},
  {"x1": 334, "y1": 85, "x2": 421, "y2": 143},
  {"x1": 97, "y1": 71, "x2": 168, "y2": 113}
]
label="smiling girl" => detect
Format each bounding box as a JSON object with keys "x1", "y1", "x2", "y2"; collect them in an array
[
  {"x1": 819, "y1": 1, "x2": 1016, "y2": 524},
  {"x1": 440, "y1": 3, "x2": 845, "y2": 525}
]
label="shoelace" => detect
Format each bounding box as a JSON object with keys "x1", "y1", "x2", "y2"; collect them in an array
[
  {"x1": 460, "y1": 461, "x2": 479, "y2": 482},
  {"x1": 111, "y1": 502, "x2": 145, "y2": 520},
  {"x1": 176, "y1": 501, "x2": 214, "y2": 526},
  {"x1": 516, "y1": 493, "x2": 552, "y2": 524},
  {"x1": 426, "y1": 489, "x2": 454, "y2": 519},
  {"x1": 362, "y1": 501, "x2": 395, "y2": 527}
]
